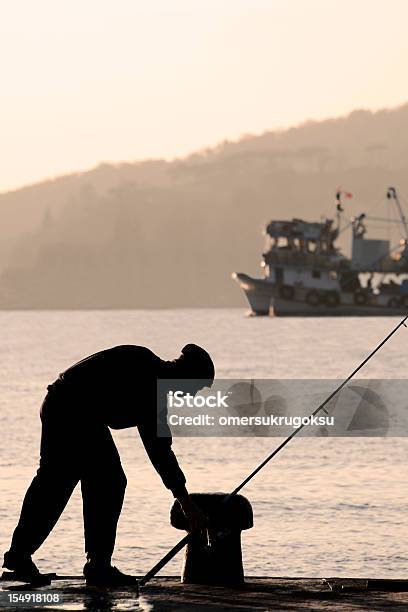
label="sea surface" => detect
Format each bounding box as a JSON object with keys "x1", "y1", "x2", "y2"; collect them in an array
[{"x1": 1, "y1": 309, "x2": 408, "y2": 579}]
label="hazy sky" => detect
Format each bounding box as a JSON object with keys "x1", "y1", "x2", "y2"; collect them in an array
[{"x1": 1, "y1": 0, "x2": 408, "y2": 192}]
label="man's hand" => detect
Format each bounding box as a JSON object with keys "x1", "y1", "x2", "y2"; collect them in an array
[{"x1": 177, "y1": 494, "x2": 208, "y2": 532}]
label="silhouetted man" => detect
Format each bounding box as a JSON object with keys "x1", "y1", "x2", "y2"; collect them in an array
[{"x1": 3, "y1": 343, "x2": 214, "y2": 586}]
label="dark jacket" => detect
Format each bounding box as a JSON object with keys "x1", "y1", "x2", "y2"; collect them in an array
[{"x1": 54, "y1": 345, "x2": 186, "y2": 497}]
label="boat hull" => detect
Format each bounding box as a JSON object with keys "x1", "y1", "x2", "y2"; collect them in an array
[
  {"x1": 233, "y1": 273, "x2": 408, "y2": 317},
  {"x1": 272, "y1": 299, "x2": 407, "y2": 317}
]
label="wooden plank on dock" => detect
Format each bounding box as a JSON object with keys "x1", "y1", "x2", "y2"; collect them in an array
[{"x1": 2, "y1": 576, "x2": 408, "y2": 610}]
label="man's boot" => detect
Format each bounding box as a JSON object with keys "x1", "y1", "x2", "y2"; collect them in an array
[
  {"x1": 83, "y1": 558, "x2": 138, "y2": 587},
  {"x1": 3, "y1": 549, "x2": 41, "y2": 582}
]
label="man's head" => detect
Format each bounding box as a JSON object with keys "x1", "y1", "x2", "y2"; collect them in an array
[{"x1": 173, "y1": 344, "x2": 215, "y2": 393}]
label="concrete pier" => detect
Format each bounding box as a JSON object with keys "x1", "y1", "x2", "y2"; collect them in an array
[{"x1": 2, "y1": 576, "x2": 408, "y2": 611}]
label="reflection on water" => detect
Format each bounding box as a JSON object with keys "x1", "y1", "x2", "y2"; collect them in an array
[{"x1": 1, "y1": 310, "x2": 408, "y2": 579}]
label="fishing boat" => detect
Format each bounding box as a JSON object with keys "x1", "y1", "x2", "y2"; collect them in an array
[{"x1": 233, "y1": 187, "x2": 408, "y2": 316}]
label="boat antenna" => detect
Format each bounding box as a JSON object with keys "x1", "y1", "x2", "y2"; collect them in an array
[
  {"x1": 139, "y1": 315, "x2": 408, "y2": 587},
  {"x1": 335, "y1": 188, "x2": 344, "y2": 232},
  {"x1": 387, "y1": 187, "x2": 408, "y2": 241},
  {"x1": 335, "y1": 187, "x2": 353, "y2": 234}
]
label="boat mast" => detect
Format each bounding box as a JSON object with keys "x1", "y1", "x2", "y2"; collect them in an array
[
  {"x1": 335, "y1": 189, "x2": 344, "y2": 233},
  {"x1": 387, "y1": 186, "x2": 408, "y2": 241}
]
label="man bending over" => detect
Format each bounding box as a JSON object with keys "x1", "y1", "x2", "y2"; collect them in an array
[{"x1": 3, "y1": 343, "x2": 214, "y2": 586}]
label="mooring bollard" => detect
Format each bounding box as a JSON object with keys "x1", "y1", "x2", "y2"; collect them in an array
[{"x1": 170, "y1": 492, "x2": 253, "y2": 585}]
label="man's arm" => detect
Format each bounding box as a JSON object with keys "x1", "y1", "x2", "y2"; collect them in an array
[
  {"x1": 138, "y1": 421, "x2": 187, "y2": 496},
  {"x1": 138, "y1": 422, "x2": 207, "y2": 530}
]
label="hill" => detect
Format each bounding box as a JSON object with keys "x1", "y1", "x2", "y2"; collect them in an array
[{"x1": 1, "y1": 104, "x2": 408, "y2": 308}]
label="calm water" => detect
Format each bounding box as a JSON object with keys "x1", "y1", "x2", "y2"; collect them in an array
[{"x1": 1, "y1": 309, "x2": 408, "y2": 579}]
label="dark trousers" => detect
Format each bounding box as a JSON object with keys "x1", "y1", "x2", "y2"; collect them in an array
[{"x1": 10, "y1": 387, "x2": 127, "y2": 562}]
